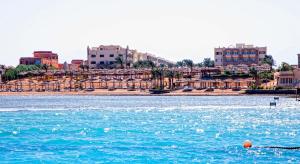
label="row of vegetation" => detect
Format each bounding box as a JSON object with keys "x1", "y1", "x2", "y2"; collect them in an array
[
  {"x1": 0, "y1": 55, "x2": 295, "y2": 90},
  {"x1": 1, "y1": 64, "x2": 54, "y2": 81}
]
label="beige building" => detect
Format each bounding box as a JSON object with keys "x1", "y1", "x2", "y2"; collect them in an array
[
  {"x1": 87, "y1": 45, "x2": 173, "y2": 69},
  {"x1": 274, "y1": 69, "x2": 300, "y2": 88},
  {"x1": 274, "y1": 54, "x2": 300, "y2": 88},
  {"x1": 220, "y1": 63, "x2": 271, "y2": 74},
  {"x1": 134, "y1": 52, "x2": 173, "y2": 66},
  {"x1": 87, "y1": 45, "x2": 132, "y2": 69},
  {"x1": 215, "y1": 43, "x2": 267, "y2": 67}
]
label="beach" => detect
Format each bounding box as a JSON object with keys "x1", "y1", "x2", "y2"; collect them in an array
[{"x1": 0, "y1": 88, "x2": 243, "y2": 96}]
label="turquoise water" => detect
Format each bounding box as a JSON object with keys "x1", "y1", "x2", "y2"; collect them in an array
[{"x1": 0, "y1": 96, "x2": 299, "y2": 163}]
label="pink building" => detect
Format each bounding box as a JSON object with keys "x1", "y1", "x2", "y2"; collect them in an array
[
  {"x1": 70, "y1": 59, "x2": 84, "y2": 71},
  {"x1": 19, "y1": 51, "x2": 59, "y2": 68}
]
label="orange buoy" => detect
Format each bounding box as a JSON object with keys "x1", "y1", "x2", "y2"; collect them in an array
[{"x1": 243, "y1": 140, "x2": 252, "y2": 149}]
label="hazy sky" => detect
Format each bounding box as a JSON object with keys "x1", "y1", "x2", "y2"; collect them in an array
[{"x1": 1, "y1": 0, "x2": 300, "y2": 66}]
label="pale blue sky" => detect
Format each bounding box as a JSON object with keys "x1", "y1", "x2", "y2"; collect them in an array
[{"x1": 1, "y1": 0, "x2": 300, "y2": 66}]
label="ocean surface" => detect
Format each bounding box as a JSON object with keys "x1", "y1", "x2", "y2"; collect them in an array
[{"x1": 0, "y1": 96, "x2": 299, "y2": 163}]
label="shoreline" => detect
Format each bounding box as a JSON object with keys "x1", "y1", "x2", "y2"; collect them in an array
[{"x1": 0, "y1": 89, "x2": 295, "y2": 97}]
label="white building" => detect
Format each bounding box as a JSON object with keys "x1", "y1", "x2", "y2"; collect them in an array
[
  {"x1": 134, "y1": 52, "x2": 174, "y2": 66},
  {"x1": 87, "y1": 45, "x2": 174, "y2": 69},
  {"x1": 87, "y1": 45, "x2": 132, "y2": 69}
]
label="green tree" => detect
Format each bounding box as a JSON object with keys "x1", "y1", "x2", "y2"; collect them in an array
[
  {"x1": 133, "y1": 61, "x2": 142, "y2": 69},
  {"x1": 278, "y1": 62, "x2": 293, "y2": 72},
  {"x1": 176, "y1": 61, "x2": 184, "y2": 68},
  {"x1": 79, "y1": 64, "x2": 85, "y2": 72},
  {"x1": 42, "y1": 64, "x2": 49, "y2": 72},
  {"x1": 203, "y1": 58, "x2": 214, "y2": 67},
  {"x1": 115, "y1": 56, "x2": 125, "y2": 69},
  {"x1": 151, "y1": 67, "x2": 164, "y2": 90},
  {"x1": 249, "y1": 67, "x2": 259, "y2": 86},
  {"x1": 3, "y1": 68, "x2": 17, "y2": 81},
  {"x1": 175, "y1": 71, "x2": 182, "y2": 81},
  {"x1": 183, "y1": 59, "x2": 194, "y2": 72},
  {"x1": 196, "y1": 63, "x2": 203, "y2": 67},
  {"x1": 85, "y1": 65, "x2": 90, "y2": 72},
  {"x1": 165, "y1": 70, "x2": 175, "y2": 89},
  {"x1": 262, "y1": 55, "x2": 275, "y2": 66},
  {"x1": 146, "y1": 60, "x2": 156, "y2": 69},
  {"x1": 259, "y1": 71, "x2": 274, "y2": 81},
  {"x1": 167, "y1": 63, "x2": 175, "y2": 68}
]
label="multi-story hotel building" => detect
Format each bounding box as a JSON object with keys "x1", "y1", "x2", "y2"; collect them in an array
[
  {"x1": 87, "y1": 45, "x2": 173, "y2": 69},
  {"x1": 20, "y1": 51, "x2": 59, "y2": 68},
  {"x1": 132, "y1": 51, "x2": 173, "y2": 66},
  {"x1": 87, "y1": 45, "x2": 132, "y2": 69},
  {"x1": 214, "y1": 43, "x2": 267, "y2": 67}
]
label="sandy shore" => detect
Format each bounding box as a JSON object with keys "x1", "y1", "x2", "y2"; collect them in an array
[{"x1": 0, "y1": 89, "x2": 244, "y2": 96}]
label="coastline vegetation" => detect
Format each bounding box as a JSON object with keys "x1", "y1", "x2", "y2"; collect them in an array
[{"x1": 1, "y1": 55, "x2": 298, "y2": 93}]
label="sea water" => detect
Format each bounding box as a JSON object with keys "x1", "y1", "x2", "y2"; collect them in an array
[{"x1": 0, "y1": 96, "x2": 299, "y2": 163}]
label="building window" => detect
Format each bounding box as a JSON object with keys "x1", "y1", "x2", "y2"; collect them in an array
[
  {"x1": 109, "y1": 61, "x2": 114, "y2": 64},
  {"x1": 100, "y1": 48, "x2": 103, "y2": 50},
  {"x1": 91, "y1": 61, "x2": 96, "y2": 64},
  {"x1": 91, "y1": 55, "x2": 96, "y2": 58},
  {"x1": 119, "y1": 54, "x2": 123, "y2": 57},
  {"x1": 109, "y1": 54, "x2": 114, "y2": 57},
  {"x1": 100, "y1": 61, "x2": 105, "y2": 64},
  {"x1": 100, "y1": 54, "x2": 105, "y2": 57},
  {"x1": 259, "y1": 51, "x2": 265, "y2": 54}
]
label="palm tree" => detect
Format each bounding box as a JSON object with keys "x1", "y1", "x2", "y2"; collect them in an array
[
  {"x1": 115, "y1": 56, "x2": 125, "y2": 69},
  {"x1": 146, "y1": 60, "x2": 156, "y2": 69},
  {"x1": 196, "y1": 63, "x2": 203, "y2": 68},
  {"x1": 85, "y1": 65, "x2": 90, "y2": 72},
  {"x1": 151, "y1": 68, "x2": 159, "y2": 89},
  {"x1": 175, "y1": 71, "x2": 182, "y2": 81},
  {"x1": 249, "y1": 67, "x2": 259, "y2": 87},
  {"x1": 183, "y1": 59, "x2": 194, "y2": 73},
  {"x1": 165, "y1": 70, "x2": 175, "y2": 90},
  {"x1": 203, "y1": 58, "x2": 214, "y2": 67},
  {"x1": 176, "y1": 61, "x2": 184, "y2": 68},
  {"x1": 159, "y1": 63, "x2": 165, "y2": 68},
  {"x1": 42, "y1": 64, "x2": 49, "y2": 72},
  {"x1": 167, "y1": 63, "x2": 175, "y2": 68},
  {"x1": 278, "y1": 62, "x2": 293, "y2": 72},
  {"x1": 262, "y1": 55, "x2": 275, "y2": 67},
  {"x1": 80, "y1": 64, "x2": 85, "y2": 72},
  {"x1": 151, "y1": 67, "x2": 165, "y2": 90}
]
